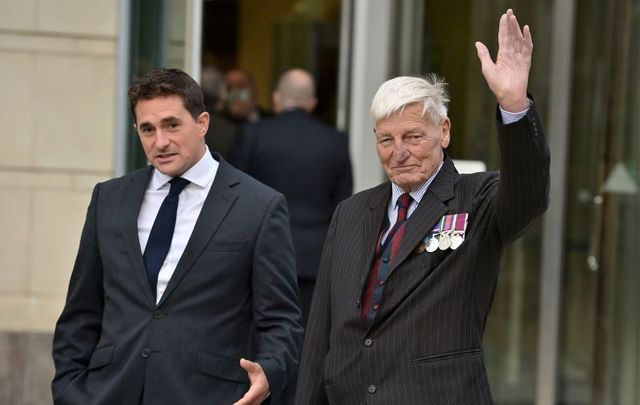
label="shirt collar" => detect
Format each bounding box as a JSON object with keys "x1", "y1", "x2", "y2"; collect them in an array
[
  {"x1": 390, "y1": 160, "x2": 444, "y2": 206},
  {"x1": 149, "y1": 146, "x2": 219, "y2": 190}
]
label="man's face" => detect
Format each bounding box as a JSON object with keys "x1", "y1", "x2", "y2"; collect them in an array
[
  {"x1": 135, "y1": 95, "x2": 209, "y2": 177},
  {"x1": 375, "y1": 103, "x2": 450, "y2": 191},
  {"x1": 226, "y1": 71, "x2": 255, "y2": 119}
]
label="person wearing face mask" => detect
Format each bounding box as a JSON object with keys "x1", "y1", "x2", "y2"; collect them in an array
[{"x1": 225, "y1": 68, "x2": 270, "y2": 124}]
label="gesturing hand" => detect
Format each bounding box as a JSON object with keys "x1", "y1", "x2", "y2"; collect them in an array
[
  {"x1": 233, "y1": 358, "x2": 270, "y2": 405},
  {"x1": 475, "y1": 9, "x2": 532, "y2": 112}
]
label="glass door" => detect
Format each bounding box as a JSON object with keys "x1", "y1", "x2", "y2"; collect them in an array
[
  {"x1": 127, "y1": 0, "x2": 190, "y2": 170},
  {"x1": 202, "y1": 0, "x2": 343, "y2": 125},
  {"x1": 559, "y1": 0, "x2": 640, "y2": 404}
]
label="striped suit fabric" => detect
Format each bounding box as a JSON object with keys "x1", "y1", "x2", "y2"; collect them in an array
[{"x1": 295, "y1": 103, "x2": 549, "y2": 404}]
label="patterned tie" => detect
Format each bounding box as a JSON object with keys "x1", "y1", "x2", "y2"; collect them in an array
[
  {"x1": 361, "y1": 192, "x2": 412, "y2": 320},
  {"x1": 386, "y1": 192, "x2": 411, "y2": 247},
  {"x1": 143, "y1": 177, "x2": 190, "y2": 297}
]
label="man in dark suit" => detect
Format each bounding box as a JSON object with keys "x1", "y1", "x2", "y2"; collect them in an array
[
  {"x1": 231, "y1": 68, "x2": 352, "y2": 325},
  {"x1": 51, "y1": 68, "x2": 302, "y2": 405},
  {"x1": 296, "y1": 9, "x2": 549, "y2": 404}
]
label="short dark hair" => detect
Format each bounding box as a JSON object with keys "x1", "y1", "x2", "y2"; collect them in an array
[{"x1": 128, "y1": 68, "x2": 205, "y2": 122}]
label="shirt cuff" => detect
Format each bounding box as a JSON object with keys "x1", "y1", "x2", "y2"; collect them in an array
[{"x1": 499, "y1": 98, "x2": 532, "y2": 124}]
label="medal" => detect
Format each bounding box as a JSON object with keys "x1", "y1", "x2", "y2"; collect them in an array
[
  {"x1": 415, "y1": 243, "x2": 426, "y2": 254},
  {"x1": 450, "y1": 234, "x2": 463, "y2": 250},
  {"x1": 425, "y1": 217, "x2": 445, "y2": 253},
  {"x1": 438, "y1": 234, "x2": 451, "y2": 250},
  {"x1": 426, "y1": 236, "x2": 439, "y2": 252},
  {"x1": 438, "y1": 214, "x2": 455, "y2": 250},
  {"x1": 450, "y1": 213, "x2": 468, "y2": 250}
]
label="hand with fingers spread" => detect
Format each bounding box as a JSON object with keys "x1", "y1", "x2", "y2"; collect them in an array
[
  {"x1": 233, "y1": 358, "x2": 270, "y2": 405},
  {"x1": 475, "y1": 8, "x2": 532, "y2": 112}
]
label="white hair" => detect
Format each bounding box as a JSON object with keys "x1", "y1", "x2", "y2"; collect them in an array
[{"x1": 370, "y1": 74, "x2": 450, "y2": 124}]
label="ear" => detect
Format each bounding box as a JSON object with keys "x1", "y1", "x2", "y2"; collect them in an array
[
  {"x1": 304, "y1": 97, "x2": 318, "y2": 113},
  {"x1": 197, "y1": 111, "x2": 210, "y2": 138},
  {"x1": 440, "y1": 117, "x2": 451, "y2": 149},
  {"x1": 272, "y1": 91, "x2": 282, "y2": 113}
]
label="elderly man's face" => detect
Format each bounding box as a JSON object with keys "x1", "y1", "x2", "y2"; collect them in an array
[{"x1": 375, "y1": 103, "x2": 450, "y2": 191}]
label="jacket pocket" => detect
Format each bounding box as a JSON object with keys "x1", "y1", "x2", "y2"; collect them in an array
[
  {"x1": 322, "y1": 379, "x2": 338, "y2": 404},
  {"x1": 87, "y1": 344, "x2": 114, "y2": 370},
  {"x1": 204, "y1": 240, "x2": 247, "y2": 252},
  {"x1": 411, "y1": 348, "x2": 482, "y2": 364},
  {"x1": 196, "y1": 351, "x2": 248, "y2": 383}
]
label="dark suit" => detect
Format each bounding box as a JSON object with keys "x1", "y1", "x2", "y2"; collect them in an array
[
  {"x1": 204, "y1": 109, "x2": 238, "y2": 160},
  {"x1": 52, "y1": 155, "x2": 303, "y2": 405},
  {"x1": 231, "y1": 109, "x2": 352, "y2": 324},
  {"x1": 296, "y1": 104, "x2": 550, "y2": 404}
]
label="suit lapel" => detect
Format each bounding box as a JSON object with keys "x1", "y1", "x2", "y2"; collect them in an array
[
  {"x1": 120, "y1": 166, "x2": 156, "y2": 306},
  {"x1": 389, "y1": 158, "x2": 457, "y2": 274},
  {"x1": 367, "y1": 159, "x2": 458, "y2": 331},
  {"x1": 357, "y1": 185, "x2": 390, "y2": 291},
  {"x1": 157, "y1": 159, "x2": 240, "y2": 306}
]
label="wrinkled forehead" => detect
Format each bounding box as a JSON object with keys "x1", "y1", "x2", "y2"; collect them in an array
[{"x1": 374, "y1": 103, "x2": 434, "y2": 129}]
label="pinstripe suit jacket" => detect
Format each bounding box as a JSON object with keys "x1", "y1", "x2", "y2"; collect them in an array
[{"x1": 295, "y1": 104, "x2": 549, "y2": 404}]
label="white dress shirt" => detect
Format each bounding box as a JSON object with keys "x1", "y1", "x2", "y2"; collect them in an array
[{"x1": 137, "y1": 148, "x2": 219, "y2": 303}]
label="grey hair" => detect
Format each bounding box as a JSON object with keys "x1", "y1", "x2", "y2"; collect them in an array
[{"x1": 370, "y1": 74, "x2": 450, "y2": 124}]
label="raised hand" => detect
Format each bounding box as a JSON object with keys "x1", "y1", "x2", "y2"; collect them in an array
[{"x1": 475, "y1": 9, "x2": 532, "y2": 112}]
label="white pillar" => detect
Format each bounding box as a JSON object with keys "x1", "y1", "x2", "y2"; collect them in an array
[
  {"x1": 115, "y1": 0, "x2": 132, "y2": 177},
  {"x1": 185, "y1": 0, "x2": 203, "y2": 82},
  {"x1": 536, "y1": 0, "x2": 576, "y2": 403},
  {"x1": 348, "y1": 0, "x2": 393, "y2": 192}
]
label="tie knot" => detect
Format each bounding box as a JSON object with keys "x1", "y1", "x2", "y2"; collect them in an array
[
  {"x1": 398, "y1": 193, "x2": 412, "y2": 209},
  {"x1": 396, "y1": 193, "x2": 411, "y2": 222},
  {"x1": 168, "y1": 177, "x2": 190, "y2": 195}
]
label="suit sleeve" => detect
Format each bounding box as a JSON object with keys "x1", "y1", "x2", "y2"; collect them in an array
[
  {"x1": 51, "y1": 184, "x2": 104, "y2": 400},
  {"x1": 252, "y1": 193, "x2": 304, "y2": 396},
  {"x1": 295, "y1": 203, "x2": 340, "y2": 404},
  {"x1": 492, "y1": 100, "x2": 550, "y2": 246}
]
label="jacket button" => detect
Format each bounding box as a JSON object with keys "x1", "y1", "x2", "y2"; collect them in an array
[
  {"x1": 153, "y1": 309, "x2": 163, "y2": 319},
  {"x1": 141, "y1": 348, "x2": 151, "y2": 358},
  {"x1": 363, "y1": 338, "x2": 373, "y2": 347},
  {"x1": 368, "y1": 384, "x2": 377, "y2": 394},
  {"x1": 382, "y1": 257, "x2": 389, "y2": 263}
]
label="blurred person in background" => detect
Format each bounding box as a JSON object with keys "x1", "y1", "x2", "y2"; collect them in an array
[
  {"x1": 225, "y1": 68, "x2": 270, "y2": 124},
  {"x1": 232, "y1": 68, "x2": 352, "y2": 326},
  {"x1": 201, "y1": 64, "x2": 238, "y2": 160},
  {"x1": 51, "y1": 68, "x2": 302, "y2": 405},
  {"x1": 231, "y1": 67, "x2": 352, "y2": 404}
]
